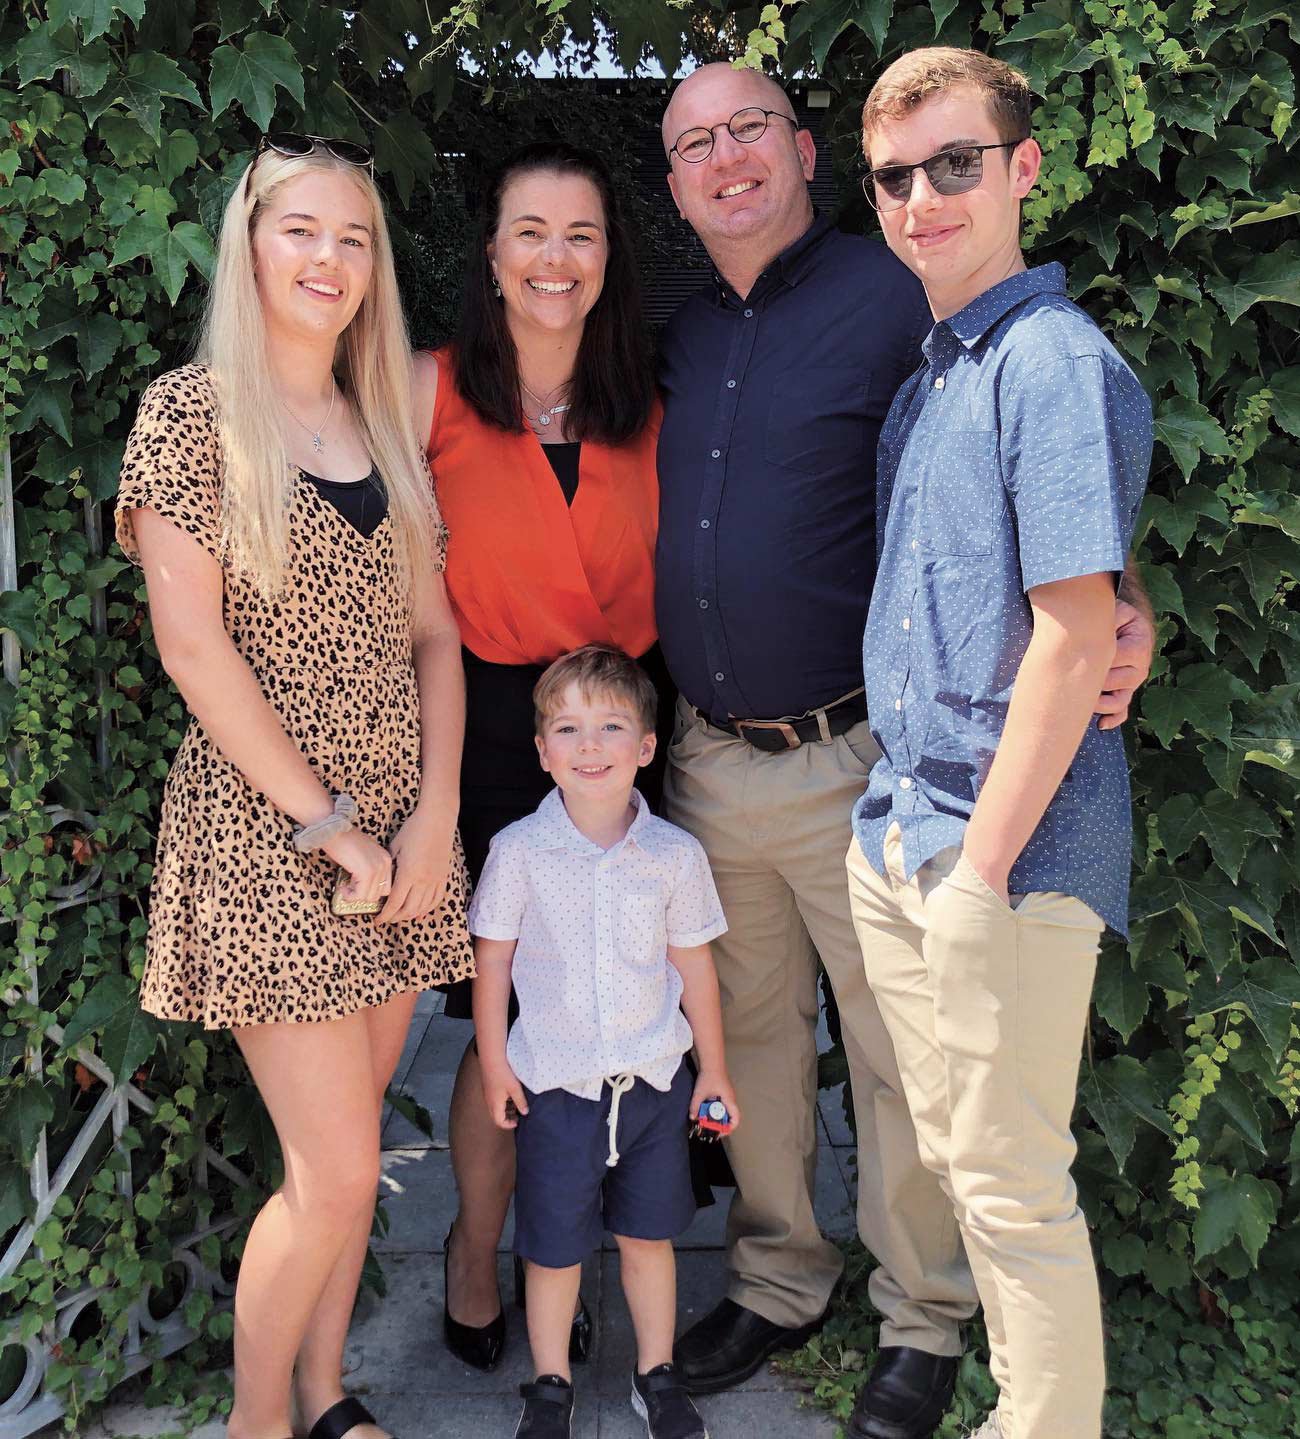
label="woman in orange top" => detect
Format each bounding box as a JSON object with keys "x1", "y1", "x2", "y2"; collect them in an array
[{"x1": 411, "y1": 142, "x2": 670, "y2": 1370}]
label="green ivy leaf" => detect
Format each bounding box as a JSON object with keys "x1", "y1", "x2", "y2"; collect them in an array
[
  {"x1": 1231, "y1": 193, "x2": 1300, "y2": 228},
  {"x1": 0, "y1": 1161, "x2": 32, "y2": 1233},
  {"x1": 927, "y1": 0, "x2": 960, "y2": 35},
  {"x1": 208, "y1": 32, "x2": 306, "y2": 131},
  {"x1": 14, "y1": 381, "x2": 75, "y2": 445},
  {"x1": 1139, "y1": 485, "x2": 1230, "y2": 553},
  {"x1": 15, "y1": 27, "x2": 111, "y2": 93},
  {"x1": 1192, "y1": 1169, "x2": 1279, "y2": 1264},
  {"x1": 61, "y1": 975, "x2": 163, "y2": 1083},
  {"x1": 1092, "y1": 949, "x2": 1151, "y2": 1040},
  {"x1": 1191, "y1": 959, "x2": 1300, "y2": 1061},
  {"x1": 110, "y1": 214, "x2": 216, "y2": 304},
  {"x1": 217, "y1": 0, "x2": 275, "y2": 42},
  {"x1": 1205, "y1": 530, "x2": 1298, "y2": 612},
  {"x1": 46, "y1": 0, "x2": 147, "y2": 44},
  {"x1": 1153, "y1": 396, "x2": 1232, "y2": 480},
  {"x1": 1141, "y1": 662, "x2": 1252, "y2": 746},
  {"x1": 223, "y1": 1084, "x2": 282, "y2": 1181},
  {"x1": 1078, "y1": 1055, "x2": 1173, "y2": 1172},
  {"x1": 854, "y1": 0, "x2": 897, "y2": 56},
  {"x1": 1157, "y1": 790, "x2": 1277, "y2": 882},
  {"x1": 0, "y1": 1084, "x2": 55, "y2": 1166},
  {"x1": 1204, "y1": 1067, "x2": 1268, "y2": 1154},
  {"x1": 375, "y1": 110, "x2": 438, "y2": 209},
  {"x1": 1204, "y1": 246, "x2": 1300, "y2": 324},
  {"x1": 83, "y1": 51, "x2": 205, "y2": 145},
  {"x1": 1266, "y1": 366, "x2": 1300, "y2": 438},
  {"x1": 0, "y1": 591, "x2": 39, "y2": 650}
]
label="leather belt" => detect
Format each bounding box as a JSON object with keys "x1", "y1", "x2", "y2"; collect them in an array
[{"x1": 696, "y1": 688, "x2": 869, "y2": 752}]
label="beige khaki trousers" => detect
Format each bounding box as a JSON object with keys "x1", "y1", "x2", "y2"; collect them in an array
[
  {"x1": 846, "y1": 825, "x2": 1106, "y2": 1439},
  {"x1": 665, "y1": 699, "x2": 975, "y2": 1349}
]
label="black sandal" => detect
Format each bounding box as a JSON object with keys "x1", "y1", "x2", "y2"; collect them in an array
[{"x1": 307, "y1": 1397, "x2": 393, "y2": 1439}]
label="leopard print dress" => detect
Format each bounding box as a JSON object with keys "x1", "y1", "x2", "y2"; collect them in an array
[{"x1": 115, "y1": 364, "x2": 474, "y2": 1029}]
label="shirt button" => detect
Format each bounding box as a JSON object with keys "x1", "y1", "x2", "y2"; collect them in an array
[
  {"x1": 911, "y1": 539, "x2": 918, "y2": 551},
  {"x1": 894, "y1": 699, "x2": 902, "y2": 711},
  {"x1": 727, "y1": 379, "x2": 736, "y2": 388},
  {"x1": 711, "y1": 448, "x2": 721, "y2": 458},
  {"x1": 743, "y1": 308, "x2": 753, "y2": 318},
  {"x1": 698, "y1": 598, "x2": 709, "y2": 609},
  {"x1": 700, "y1": 518, "x2": 710, "y2": 529},
  {"x1": 899, "y1": 776, "x2": 913, "y2": 790},
  {"x1": 714, "y1": 672, "x2": 725, "y2": 682},
  {"x1": 902, "y1": 617, "x2": 911, "y2": 631},
  {"x1": 934, "y1": 376, "x2": 945, "y2": 389}
]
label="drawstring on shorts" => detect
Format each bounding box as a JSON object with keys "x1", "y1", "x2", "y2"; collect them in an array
[{"x1": 604, "y1": 1073, "x2": 636, "y2": 1166}]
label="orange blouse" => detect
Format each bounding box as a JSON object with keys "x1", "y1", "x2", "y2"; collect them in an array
[{"x1": 426, "y1": 346, "x2": 660, "y2": 666}]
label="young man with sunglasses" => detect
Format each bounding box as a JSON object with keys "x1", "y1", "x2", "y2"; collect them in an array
[
  {"x1": 847, "y1": 48, "x2": 1153, "y2": 1439},
  {"x1": 653, "y1": 59, "x2": 1154, "y2": 1439}
]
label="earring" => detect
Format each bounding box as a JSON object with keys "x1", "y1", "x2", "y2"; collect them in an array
[{"x1": 492, "y1": 275, "x2": 501, "y2": 299}]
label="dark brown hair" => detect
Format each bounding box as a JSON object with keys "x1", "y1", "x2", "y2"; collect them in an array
[
  {"x1": 534, "y1": 644, "x2": 658, "y2": 735},
  {"x1": 861, "y1": 47, "x2": 1033, "y2": 156},
  {"x1": 454, "y1": 142, "x2": 654, "y2": 444}
]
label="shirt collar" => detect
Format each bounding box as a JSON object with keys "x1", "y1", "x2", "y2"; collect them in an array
[
  {"x1": 928, "y1": 261, "x2": 1067, "y2": 357},
  {"x1": 528, "y1": 784, "x2": 652, "y2": 855},
  {"x1": 713, "y1": 210, "x2": 836, "y2": 307}
]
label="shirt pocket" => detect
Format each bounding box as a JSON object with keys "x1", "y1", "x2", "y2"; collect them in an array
[
  {"x1": 916, "y1": 430, "x2": 999, "y2": 557},
  {"x1": 765, "y1": 366, "x2": 875, "y2": 475},
  {"x1": 621, "y1": 890, "x2": 666, "y2": 961}
]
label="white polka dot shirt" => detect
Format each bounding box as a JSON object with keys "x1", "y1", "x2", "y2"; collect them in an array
[{"x1": 468, "y1": 787, "x2": 728, "y2": 1100}]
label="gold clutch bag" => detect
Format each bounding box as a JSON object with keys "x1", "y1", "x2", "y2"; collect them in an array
[{"x1": 331, "y1": 869, "x2": 382, "y2": 917}]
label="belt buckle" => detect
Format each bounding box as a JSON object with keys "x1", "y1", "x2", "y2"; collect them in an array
[{"x1": 734, "y1": 718, "x2": 802, "y2": 750}]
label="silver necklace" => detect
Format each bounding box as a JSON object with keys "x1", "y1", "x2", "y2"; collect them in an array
[
  {"x1": 521, "y1": 378, "x2": 572, "y2": 430},
  {"x1": 282, "y1": 382, "x2": 338, "y2": 453}
]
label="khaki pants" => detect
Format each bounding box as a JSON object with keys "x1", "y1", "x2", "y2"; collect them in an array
[
  {"x1": 665, "y1": 699, "x2": 975, "y2": 1349},
  {"x1": 846, "y1": 825, "x2": 1106, "y2": 1439}
]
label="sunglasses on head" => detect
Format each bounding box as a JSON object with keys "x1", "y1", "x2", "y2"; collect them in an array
[
  {"x1": 863, "y1": 140, "x2": 1027, "y2": 212},
  {"x1": 257, "y1": 132, "x2": 374, "y2": 172}
]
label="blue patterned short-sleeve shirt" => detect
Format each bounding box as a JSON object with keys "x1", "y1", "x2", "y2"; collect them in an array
[{"x1": 851, "y1": 263, "x2": 1152, "y2": 935}]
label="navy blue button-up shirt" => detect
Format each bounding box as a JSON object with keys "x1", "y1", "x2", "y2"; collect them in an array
[
  {"x1": 656, "y1": 214, "x2": 929, "y2": 722},
  {"x1": 851, "y1": 264, "x2": 1152, "y2": 935}
]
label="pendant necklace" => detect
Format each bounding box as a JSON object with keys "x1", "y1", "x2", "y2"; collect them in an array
[
  {"x1": 282, "y1": 382, "x2": 338, "y2": 453},
  {"x1": 521, "y1": 378, "x2": 571, "y2": 431}
]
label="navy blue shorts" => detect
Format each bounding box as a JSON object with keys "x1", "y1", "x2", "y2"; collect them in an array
[{"x1": 514, "y1": 1061, "x2": 696, "y2": 1269}]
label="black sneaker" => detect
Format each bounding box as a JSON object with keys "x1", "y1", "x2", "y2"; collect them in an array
[
  {"x1": 514, "y1": 1374, "x2": 574, "y2": 1438},
  {"x1": 631, "y1": 1363, "x2": 709, "y2": 1439}
]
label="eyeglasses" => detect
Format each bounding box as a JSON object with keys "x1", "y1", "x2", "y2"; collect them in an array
[
  {"x1": 862, "y1": 141, "x2": 1027, "y2": 212},
  {"x1": 669, "y1": 108, "x2": 797, "y2": 164},
  {"x1": 257, "y1": 132, "x2": 374, "y2": 173}
]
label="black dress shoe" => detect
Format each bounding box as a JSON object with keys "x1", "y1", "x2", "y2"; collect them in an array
[
  {"x1": 672, "y1": 1297, "x2": 827, "y2": 1394},
  {"x1": 847, "y1": 1346, "x2": 959, "y2": 1439},
  {"x1": 443, "y1": 1224, "x2": 506, "y2": 1371}
]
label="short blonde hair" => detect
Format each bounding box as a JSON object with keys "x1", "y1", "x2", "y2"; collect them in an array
[
  {"x1": 861, "y1": 47, "x2": 1032, "y2": 157},
  {"x1": 533, "y1": 645, "x2": 658, "y2": 735}
]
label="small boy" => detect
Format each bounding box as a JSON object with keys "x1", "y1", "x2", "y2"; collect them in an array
[
  {"x1": 847, "y1": 46, "x2": 1153, "y2": 1439},
  {"x1": 470, "y1": 644, "x2": 739, "y2": 1439}
]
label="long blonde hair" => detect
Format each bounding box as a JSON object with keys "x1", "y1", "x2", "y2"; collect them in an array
[{"x1": 197, "y1": 148, "x2": 437, "y2": 594}]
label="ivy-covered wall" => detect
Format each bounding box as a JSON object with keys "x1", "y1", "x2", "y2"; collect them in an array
[{"x1": 1, "y1": 2, "x2": 1297, "y2": 1434}]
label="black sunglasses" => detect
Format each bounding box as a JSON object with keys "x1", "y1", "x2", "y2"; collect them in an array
[
  {"x1": 863, "y1": 140, "x2": 1027, "y2": 212},
  {"x1": 257, "y1": 132, "x2": 374, "y2": 172}
]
